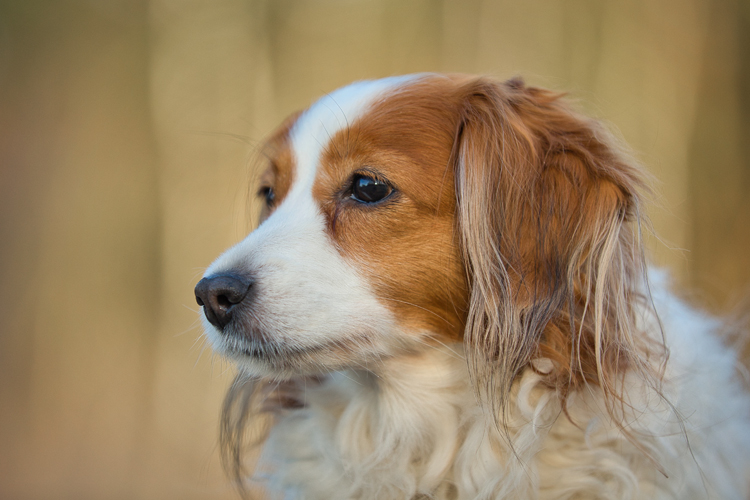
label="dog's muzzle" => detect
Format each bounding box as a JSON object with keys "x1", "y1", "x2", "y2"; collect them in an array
[{"x1": 194, "y1": 273, "x2": 253, "y2": 330}]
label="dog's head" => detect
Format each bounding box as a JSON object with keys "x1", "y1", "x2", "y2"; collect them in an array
[{"x1": 196, "y1": 74, "x2": 653, "y2": 409}]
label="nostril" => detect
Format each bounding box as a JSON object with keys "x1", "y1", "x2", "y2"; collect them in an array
[
  {"x1": 216, "y1": 294, "x2": 232, "y2": 309},
  {"x1": 194, "y1": 273, "x2": 253, "y2": 329}
]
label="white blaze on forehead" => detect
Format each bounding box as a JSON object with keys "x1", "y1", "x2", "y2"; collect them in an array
[
  {"x1": 208, "y1": 76, "x2": 421, "y2": 276},
  {"x1": 288, "y1": 75, "x2": 422, "y2": 198}
]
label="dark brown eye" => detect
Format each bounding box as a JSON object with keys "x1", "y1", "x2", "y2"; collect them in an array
[
  {"x1": 351, "y1": 175, "x2": 392, "y2": 203},
  {"x1": 258, "y1": 186, "x2": 275, "y2": 206}
]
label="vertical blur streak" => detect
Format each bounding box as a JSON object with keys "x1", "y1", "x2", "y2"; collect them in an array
[
  {"x1": 142, "y1": 1, "x2": 272, "y2": 498},
  {"x1": 688, "y1": 0, "x2": 750, "y2": 313},
  {"x1": 0, "y1": 1, "x2": 161, "y2": 498}
]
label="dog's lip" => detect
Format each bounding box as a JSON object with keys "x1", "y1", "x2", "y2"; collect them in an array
[
  {"x1": 238, "y1": 341, "x2": 326, "y2": 360},
  {"x1": 216, "y1": 328, "x2": 337, "y2": 362},
  {"x1": 221, "y1": 330, "x2": 383, "y2": 368}
]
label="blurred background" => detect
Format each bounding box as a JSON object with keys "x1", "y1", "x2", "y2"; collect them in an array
[{"x1": 0, "y1": 0, "x2": 748, "y2": 498}]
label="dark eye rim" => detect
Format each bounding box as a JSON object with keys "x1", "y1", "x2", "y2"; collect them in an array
[
  {"x1": 348, "y1": 170, "x2": 397, "y2": 205},
  {"x1": 257, "y1": 185, "x2": 276, "y2": 206}
]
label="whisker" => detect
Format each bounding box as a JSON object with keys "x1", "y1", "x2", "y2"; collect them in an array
[
  {"x1": 175, "y1": 318, "x2": 203, "y2": 337},
  {"x1": 375, "y1": 296, "x2": 455, "y2": 327},
  {"x1": 411, "y1": 335, "x2": 465, "y2": 361}
]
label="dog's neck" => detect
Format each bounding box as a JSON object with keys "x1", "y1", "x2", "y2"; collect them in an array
[{"x1": 258, "y1": 344, "x2": 558, "y2": 499}]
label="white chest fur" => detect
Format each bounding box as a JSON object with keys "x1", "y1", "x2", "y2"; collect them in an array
[{"x1": 251, "y1": 280, "x2": 750, "y2": 500}]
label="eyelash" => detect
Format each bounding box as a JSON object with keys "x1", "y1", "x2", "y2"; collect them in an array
[
  {"x1": 258, "y1": 186, "x2": 275, "y2": 206},
  {"x1": 348, "y1": 170, "x2": 394, "y2": 204},
  {"x1": 256, "y1": 170, "x2": 395, "y2": 210}
]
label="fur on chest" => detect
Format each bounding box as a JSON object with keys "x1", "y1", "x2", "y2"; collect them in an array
[{"x1": 243, "y1": 303, "x2": 750, "y2": 500}]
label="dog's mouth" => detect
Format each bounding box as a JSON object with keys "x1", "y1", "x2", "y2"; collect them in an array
[
  {"x1": 214, "y1": 325, "x2": 386, "y2": 376},
  {"x1": 236, "y1": 339, "x2": 326, "y2": 360}
]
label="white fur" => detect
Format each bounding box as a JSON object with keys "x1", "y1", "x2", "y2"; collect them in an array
[{"x1": 253, "y1": 272, "x2": 750, "y2": 499}]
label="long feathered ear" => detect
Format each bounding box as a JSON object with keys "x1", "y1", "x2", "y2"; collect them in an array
[{"x1": 454, "y1": 77, "x2": 662, "y2": 423}]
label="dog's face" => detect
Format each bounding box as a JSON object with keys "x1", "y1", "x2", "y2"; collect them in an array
[
  {"x1": 197, "y1": 73, "x2": 647, "y2": 403},
  {"x1": 196, "y1": 75, "x2": 470, "y2": 378}
]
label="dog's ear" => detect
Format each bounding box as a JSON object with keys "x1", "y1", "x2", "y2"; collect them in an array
[{"x1": 454, "y1": 77, "x2": 659, "y2": 420}]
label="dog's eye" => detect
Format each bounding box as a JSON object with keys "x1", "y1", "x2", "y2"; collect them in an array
[
  {"x1": 351, "y1": 175, "x2": 392, "y2": 203},
  {"x1": 258, "y1": 186, "x2": 275, "y2": 206}
]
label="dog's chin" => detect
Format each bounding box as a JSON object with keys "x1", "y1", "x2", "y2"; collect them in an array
[
  {"x1": 206, "y1": 323, "x2": 392, "y2": 379},
  {"x1": 222, "y1": 341, "x2": 338, "y2": 379}
]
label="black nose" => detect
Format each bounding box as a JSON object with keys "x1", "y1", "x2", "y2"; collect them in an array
[{"x1": 194, "y1": 274, "x2": 253, "y2": 329}]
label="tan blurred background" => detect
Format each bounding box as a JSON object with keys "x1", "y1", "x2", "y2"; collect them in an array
[{"x1": 0, "y1": 0, "x2": 748, "y2": 498}]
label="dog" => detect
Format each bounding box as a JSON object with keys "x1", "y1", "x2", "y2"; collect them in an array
[{"x1": 195, "y1": 74, "x2": 750, "y2": 499}]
